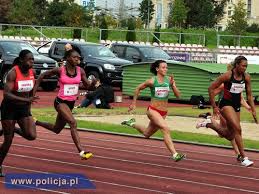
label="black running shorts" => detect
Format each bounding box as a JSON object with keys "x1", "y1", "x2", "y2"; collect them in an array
[
  {"x1": 1, "y1": 99, "x2": 32, "y2": 120},
  {"x1": 54, "y1": 97, "x2": 75, "y2": 111}
]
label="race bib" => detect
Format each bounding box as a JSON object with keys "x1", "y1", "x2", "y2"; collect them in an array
[
  {"x1": 230, "y1": 83, "x2": 245, "y2": 94},
  {"x1": 17, "y1": 80, "x2": 34, "y2": 92},
  {"x1": 64, "y1": 84, "x2": 79, "y2": 96},
  {"x1": 155, "y1": 86, "x2": 169, "y2": 98}
]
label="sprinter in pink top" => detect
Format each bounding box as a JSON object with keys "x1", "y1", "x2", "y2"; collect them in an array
[{"x1": 33, "y1": 49, "x2": 95, "y2": 160}]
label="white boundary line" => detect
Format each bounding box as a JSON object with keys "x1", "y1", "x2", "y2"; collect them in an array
[
  {"x1": 35, "y1": 130, "x2": 259, "y2": 161},
  {"x1": 21, "y1": 136, "x2": 259, "y2": 170},
  {"x1": 12, "y1": 143, "x2": 259, "y2": 182}
]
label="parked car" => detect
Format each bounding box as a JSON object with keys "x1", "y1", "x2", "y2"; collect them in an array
[
  {"x1": 37, "y1": 40, "x2": 132, "y2": 86},
  {"x1": 0, "y1": 39, "x2": 58, "y2": 91},
  {"x1": 110, "y1": 43, "x2": 175, "y2": 63}
]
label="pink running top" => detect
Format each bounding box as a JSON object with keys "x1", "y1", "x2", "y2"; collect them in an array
[{"x1": 57, "y1": 66, "x2": 81, "y2": 101}]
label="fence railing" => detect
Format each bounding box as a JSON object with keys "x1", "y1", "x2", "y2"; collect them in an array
[{"x1": 100, "y1": 29, "x2": 206, "y2": 46}]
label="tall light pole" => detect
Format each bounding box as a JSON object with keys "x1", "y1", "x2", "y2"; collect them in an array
[{"x1": 147, "y1": 0, "x2": 150, "y2": 29}]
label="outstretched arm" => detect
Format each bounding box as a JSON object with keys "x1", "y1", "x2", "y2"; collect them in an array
[
  {"x1": 129, "y1": 78, "x2": 153, "y2": 112},
  {"x1": 80, "y1": 68, "x2": 96, "y2": 90},
  {"x1": 33, "y1": 67, "x2": 60, "y2": 96}
]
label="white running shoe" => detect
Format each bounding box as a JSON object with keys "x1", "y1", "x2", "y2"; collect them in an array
[
  {"x1": 196, "y1": 118, "x2": 212, "y2": 129},
  {"x1": 241, "y1": 157, "x2": 254, "y2": 167}
]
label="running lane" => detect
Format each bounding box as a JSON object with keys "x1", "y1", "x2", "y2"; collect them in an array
[{"x1": 0, "y1": 128, "x2": 258, "y2": 193}]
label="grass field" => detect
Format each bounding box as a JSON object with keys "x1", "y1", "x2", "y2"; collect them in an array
[{"x1": 32, "y1": 107, "x2": 259, "y2": 150}]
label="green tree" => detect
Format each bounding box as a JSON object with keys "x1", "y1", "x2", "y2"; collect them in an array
[
  {"x1": 63, "y1": 3, "x2": 87, "y2": 27},
  {"x1": 8, "y1": 0, "x2": 37, "y2": 24},
  {"x1": 139, "y1": 0, "x2": 155, "y2": 28},
  {"x1": 85, "y1": 0, "x2": 95, "y2": 27},
  {"x1": 184, "y1": 0, "x2": 227, "y2": 28},
  {"x1": 0, "y1": 0, "x2": 11, "y2": 23},
  {"x1": 126, "y1": 17, "x2": 136, "y2": 42},
  {"x1": 45, "y1": 0, "x2": 70, "y2": 26},
  {"x1": 227, "y1": 0, "x2": 248, "y2": 35},
  {"x1": 33, "y1": 0, "x2": 48, "y2": 25},
  {"x1": 100, "y1": 15, "x2": 108, "y2": 40},
  {"x1": 170, "y1": 0, "x2": 188, "y2": 28}
]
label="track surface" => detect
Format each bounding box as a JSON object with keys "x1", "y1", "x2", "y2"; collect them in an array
[{"x1": 0, "y1": 128, "x2": 258, "y2": 193}]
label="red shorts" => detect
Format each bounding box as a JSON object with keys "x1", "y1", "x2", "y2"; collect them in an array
[{"x1": 147, "y1": 105, "x2": 168, "y2": 117}]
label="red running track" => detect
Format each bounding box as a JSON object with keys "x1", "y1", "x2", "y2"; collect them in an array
[{"x1": 0, "y1": 127, "x2": 258, "y2": 193}]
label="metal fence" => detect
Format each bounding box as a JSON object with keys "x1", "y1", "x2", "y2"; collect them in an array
[{"x1": 100, "y1": 29, "x2": 206, "y2": 46}]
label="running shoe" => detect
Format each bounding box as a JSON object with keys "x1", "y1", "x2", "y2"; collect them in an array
[
  {"x1": 80, "y1": 151, "x2": 93, "y2": 160},
  {"x1": 171, "y1": 153, "x2": 186, "y2": 162},
  {"x1": 198, "y1": 112, "x2": 212, "y2": 119},
  {"x1": 121, "y1": 118, "x2": 136, "y2": 127},
  {"x1": 0, "y1": 166, "x2": 5, "y2": 177},
  {"x1": 241, "y1": 157, "x2": 254, "y2": 167},
  {"x1": 237, "y1": 154, "x2": 242, "y2": 162},
  {"x1": 196, "y1": 118, "x2": 212, "y2": 129}
]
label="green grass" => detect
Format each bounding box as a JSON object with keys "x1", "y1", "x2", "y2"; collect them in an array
[{"x1": 32, "y1": 107, "x2": 259, "y2": 150}]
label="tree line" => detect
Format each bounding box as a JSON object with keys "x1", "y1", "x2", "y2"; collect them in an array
[{"x1": 0, "y1": 0, "x2": 258, "y2": 36}]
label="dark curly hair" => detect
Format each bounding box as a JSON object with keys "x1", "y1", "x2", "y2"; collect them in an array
[
  {"x1": 13, "y1": 49, "x2": 32, "y2": 66},
  {"x1": 233, "y1": 56, "x2": 247, "y2": 68},
  {"x1": 150, "y1": 60, "x2": 166, "y2": 75}
]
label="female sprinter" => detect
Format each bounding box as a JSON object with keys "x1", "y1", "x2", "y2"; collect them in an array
[
  {"x1": 196, "y1": 56, "x2": 257, "y2": 167},
  {"x1": 121, "y1": 60, "x2": 185, "y2": 161},
  {"x1": 33, "y1": 49, "x2": 95, "y2": 160},
  {"x1": 0, "y1": 50, "x2": 38, "y2": 176}
]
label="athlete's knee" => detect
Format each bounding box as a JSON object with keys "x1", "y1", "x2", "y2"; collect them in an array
[
  {"x1": 226, "y1": 131, "x2": 235, "y2": 141},
  {"x1": 67, "y1": 118, "x2": 77, "y2": 128},
  {"x1": 161, "y1": 126, "x2": 171, "y2": 134}
]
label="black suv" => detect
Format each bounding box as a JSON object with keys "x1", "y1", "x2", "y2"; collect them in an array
[
  {"x1": 110, "y1": 43, "x2": 174, "y2": 63},
  {"x1": 38, "y1": 40, "x2": 132, "y2": 86},
  {"x1": 0, "y1": 39, "x2": 58, "y2": 90}
]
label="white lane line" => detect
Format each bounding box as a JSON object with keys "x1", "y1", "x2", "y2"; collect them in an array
[
  {"x1": 36, "y1": 130, "x2": 259, "y2": 161},
  {"x1": 3, "y1": 165, "x2": 168, "y2": 194},
  {"x1": 12, "y1": 143, "x2": 259, "y2": 182},
  {"x1": 0, "y1": 180, "x2": 70, "y2": 194},
  {"x1": 17, "y1": 136, "x2": 259, "y2": 170},
  {"x1": 5, "y1": 153, "x2": 259, "y2": 193}
]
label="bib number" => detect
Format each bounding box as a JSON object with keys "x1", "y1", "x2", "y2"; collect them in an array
[
  {"x1": 230, "y1": 83, "x2": 245, "y2": 94},
  {"x1": 17, "y1": 80, "x2": 34, "y2": 92},
  {"x1": 155, "y1": 87, "x2": 169, "y2": 98},
  {"x1": 64, "y1": 84, "x2": 79, "y2": 96}
]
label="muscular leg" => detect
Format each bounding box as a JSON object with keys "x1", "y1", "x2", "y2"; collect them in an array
[
  {"x1": 16, "y1": 116, "x2": 36, "y2": 140},
  {"x1": 132, "y1": 121, "x2": 159, "y2": 139},
  {"x1": 221, "y1": 108, "x2": 245, "y2": 158},
  {"x1": 206, "y1": 107, "x2": 235, "y2": 140},
  {"x1": 36, "y1": 113, "x2": 66, "y2": 134},
  {"x1": 147, "y1": 109, "x2": 177, "y2": 155}
]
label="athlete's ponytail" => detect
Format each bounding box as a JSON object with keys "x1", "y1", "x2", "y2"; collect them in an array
[
  {"x1": 233, "y1": 56, "x2": 247, "y2": 68},
  {"x1": 150, "y1": 60, "x2": 166, "y2": 75}
]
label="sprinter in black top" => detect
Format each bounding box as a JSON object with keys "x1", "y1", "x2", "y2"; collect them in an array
[{"x1": 196, "y1": 56, "x2": 257, "y2": 167}]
